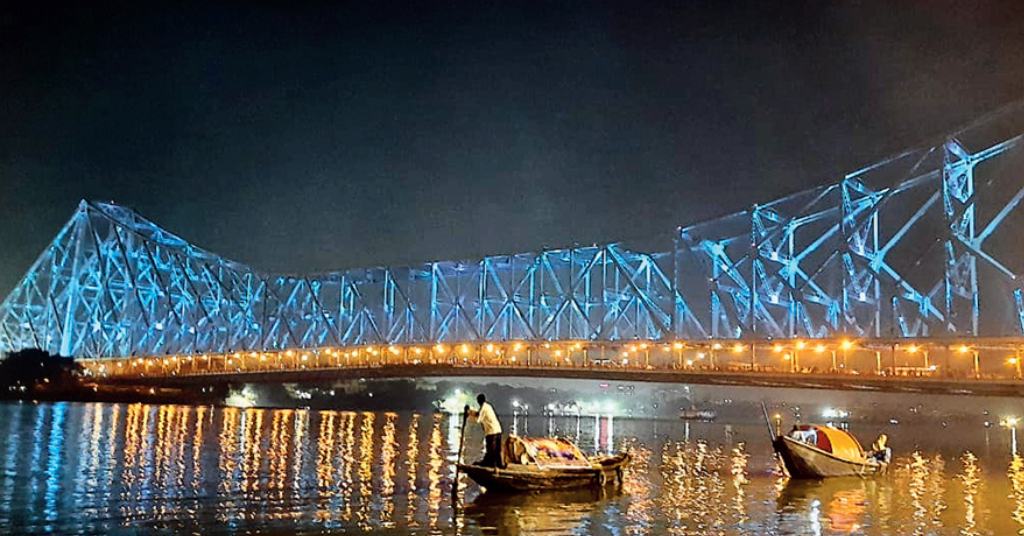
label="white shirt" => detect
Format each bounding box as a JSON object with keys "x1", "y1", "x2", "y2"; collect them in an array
[{"x1": 474, "y1": 402, "x2": 502, "y2": 436}]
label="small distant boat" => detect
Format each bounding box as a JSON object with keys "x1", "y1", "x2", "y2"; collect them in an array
[
  {"x1": 773, "y1": 424, "x2": 888, "y2": 479},
  {"x1": 458, "y1": 436, "x2": 630, "y2": 492},
  {"x1": 679, "y1": 409, "x2": 716, "y2": 421}
]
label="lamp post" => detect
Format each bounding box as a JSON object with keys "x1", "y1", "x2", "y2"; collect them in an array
[
  {"x1": 958, "y1": 345, "x2": 979, "y2": 379},
  {"x1": 840, "y1": 340, "x2": 853, "y2": 372},
  {"x1": 812, "y1": 343, "x2": 827, "y2": 371},
  {"x1": 673, "y1": 342, "x2": 684, "y2": 369},
  {"x1": 907, "y1": 344, "x2": 928, "y2": 372},
  {"x1": 732, "y1": 343, "x2": 744, "y2": 370},
  {"x1": 458, "y1": 343, "x2": 473, "y2": 365}
]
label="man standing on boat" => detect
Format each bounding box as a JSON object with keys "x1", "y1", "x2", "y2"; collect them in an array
[{"x1": 465, "y1": 393, "x2": 505, "y2": 468}]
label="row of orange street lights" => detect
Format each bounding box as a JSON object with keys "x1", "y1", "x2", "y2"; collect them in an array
[{"x1": 78, "y1": 339, "x2": 1024, "y2": 380}]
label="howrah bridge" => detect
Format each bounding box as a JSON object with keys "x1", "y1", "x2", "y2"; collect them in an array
[{"x1": 4, "y1": 105, "x2": 1024, "y2": 395}]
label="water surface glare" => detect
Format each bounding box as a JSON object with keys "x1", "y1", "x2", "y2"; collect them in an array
[{"x1": 0, "y1": 402, "x2": 1022, "y2": 535}]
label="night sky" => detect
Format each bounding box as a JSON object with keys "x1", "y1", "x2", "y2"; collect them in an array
[{"x1": 2, "y1": 1, "x2": 1023, "y2": 295}]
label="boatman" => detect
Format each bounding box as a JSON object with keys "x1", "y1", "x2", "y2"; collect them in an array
[
  {"x1": 465, "y1": 393, "x2": 505, "y2": 468},
  {"x1": 869, "y1": 433, "x2": 891, "y2": 464}
]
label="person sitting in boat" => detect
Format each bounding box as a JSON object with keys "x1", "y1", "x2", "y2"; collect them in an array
[
  {"x1": 503, "y1": 435, "x2": 531, "y2": 465},
  {"x1": 789, "y1": 426, "x2": 818, "y2": 446},
  {"x1": 867, "y1": 434, "x2": 891, "y2": 464},
  {"x1": 465, "y1": 394, "x2": 505, "y2": 468}
]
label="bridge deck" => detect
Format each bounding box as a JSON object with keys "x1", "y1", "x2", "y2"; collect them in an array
[{"x1": 94, "y1": 361, "x2": 1024, "y2": 398}]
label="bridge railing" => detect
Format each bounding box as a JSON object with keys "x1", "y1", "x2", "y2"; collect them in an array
[{"x1": 78, "y1": 338, "x2": 1024, "y2": 382}]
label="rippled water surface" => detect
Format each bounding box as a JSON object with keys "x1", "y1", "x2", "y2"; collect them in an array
[{"x1": 1, "y1": 401, "x2": 1023, "y2": 535}]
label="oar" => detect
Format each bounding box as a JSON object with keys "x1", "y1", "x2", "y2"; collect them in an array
[
  {"x1": 451, "y1": 407, "x2": 470, "y2": 510},
  {"x1": 760, "y1": 401, "x2": 776, "y2": 441}
]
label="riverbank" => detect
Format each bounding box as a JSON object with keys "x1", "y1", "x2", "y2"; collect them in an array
[{"x1": 0, "y1": 382, "x2": 227, "y2": 406}]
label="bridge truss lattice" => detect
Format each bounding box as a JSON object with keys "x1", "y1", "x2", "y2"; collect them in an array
[{"x1": 3, "y1": 107, "x2": 1024, "y2": 359}]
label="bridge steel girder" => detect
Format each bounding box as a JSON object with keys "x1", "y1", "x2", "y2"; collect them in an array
[{"x1": 3, "y1": 106, "x2": 1024, "y2": 359}]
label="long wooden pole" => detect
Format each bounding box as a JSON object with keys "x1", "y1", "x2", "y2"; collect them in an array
[
  {"x1": 451, "y1": 408, "x2": 470, "y2": 509},
  {"x1": 760, "y1": 401, "x2": 776, "y2": 441}
]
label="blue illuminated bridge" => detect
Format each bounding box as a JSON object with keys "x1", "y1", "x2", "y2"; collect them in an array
[{"x1": 5, "y1": 105, "x2": 1024, "y2": 394}]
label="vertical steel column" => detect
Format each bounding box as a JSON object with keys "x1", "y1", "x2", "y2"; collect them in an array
[{"x1": 943, "y1": 139, "x2": 978, "y2": 335}]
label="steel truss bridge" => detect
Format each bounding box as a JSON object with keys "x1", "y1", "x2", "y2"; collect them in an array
[{"x1": 3, "y1": 105, "x2": 1024, "y2": 387}]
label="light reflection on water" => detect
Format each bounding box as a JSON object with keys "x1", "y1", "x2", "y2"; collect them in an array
[
  {"x1": 1010, "y1": 454, "x2": 1024, "y2": 532},
  {"x1": 0, "y1": 402, "x2": 1023, "y2": 535}
]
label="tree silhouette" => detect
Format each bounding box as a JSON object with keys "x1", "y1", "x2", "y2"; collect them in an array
[{"x1": 0, "y1": 348, "x2": 82, "y2": 391}]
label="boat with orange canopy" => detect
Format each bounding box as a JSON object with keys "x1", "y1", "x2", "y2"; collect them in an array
[{"x1": 773, "y1": 424, "x2": 888, "y2": 479}]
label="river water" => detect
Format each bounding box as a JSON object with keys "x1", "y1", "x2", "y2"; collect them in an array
[{"x1": 0, "y1": 399, "x2": 1022, "y2": 535}]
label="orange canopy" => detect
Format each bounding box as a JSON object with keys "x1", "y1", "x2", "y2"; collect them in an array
[
  {"x1": 817, "y1": 426, "x2": 868, "y2": 462},
  {"x1": 792, "y1": 425, "x2": 869, "y2": 462}
]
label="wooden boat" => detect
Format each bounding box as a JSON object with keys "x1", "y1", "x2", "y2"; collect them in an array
[
  {"x1": 679, "y1": 409, "x2": 716, "y2": 421},
  {"x1": 773, "y1": 424, "x2": 888, "y2": 479},
  {"x1": 458, "y1": 436, "x2": 630, "y2": 492}
]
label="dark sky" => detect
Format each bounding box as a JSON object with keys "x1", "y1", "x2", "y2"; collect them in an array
[{"x1": 2, "y1": 1, "x2": 1023, "y2": 294}]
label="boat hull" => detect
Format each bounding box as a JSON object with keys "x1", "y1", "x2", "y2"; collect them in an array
[
  {"x1": 774, "y1": 436, "x2": 885, "y2": 479},
  {"x1": 458, "y1": 452, "x2": 630, "y2": 492}
]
